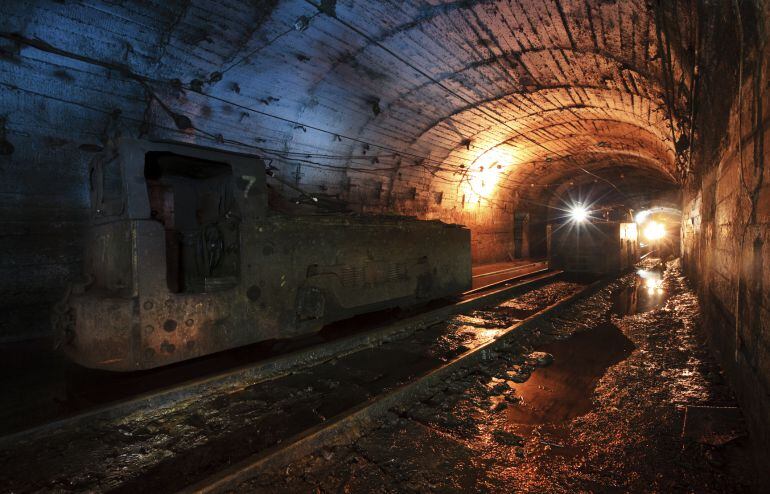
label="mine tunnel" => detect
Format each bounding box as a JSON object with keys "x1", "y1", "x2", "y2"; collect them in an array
[{"x1": 1, "y1": 0, "x2": 769, "y2": 492}]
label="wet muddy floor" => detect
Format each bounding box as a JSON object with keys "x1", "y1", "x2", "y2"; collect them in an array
[
  {"x1": 0, "y1": 280, "x2": 585, "y2": 493},
  {"x1": 504, "y1": 322, "x2": 635, "y2": 427},
  {"x1": 242, "y1": 260, "x2": 762, "y2": 493}
]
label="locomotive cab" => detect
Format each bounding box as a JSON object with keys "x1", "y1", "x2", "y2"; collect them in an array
[
  {"x1": 56, "y1": 140, "x2": 267, "y2": 370},
  {"x1": 144, "y1": 152, "x2": 242, "y2": 294}
]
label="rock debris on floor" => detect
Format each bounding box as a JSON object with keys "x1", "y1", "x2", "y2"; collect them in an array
[
  {"x1": 0, "y1": 281, "x2": 584, "y2": 493},
  {"x1": 240, "y1": 260, "x2": 758, "y2": 493}
]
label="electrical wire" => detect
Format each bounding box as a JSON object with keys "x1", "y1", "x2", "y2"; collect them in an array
[
  {"x1": 219, "y1": 13, "x2": 321, "y2": 77},
  {"x1": 300, "y1": 0, "x2": 564, "y2": 162},
  {"x1": 300, "y1": 0, "x2": 642, "y2": 199},
  {"x1": 2, "y1": 6, "x2": 671, "y2": 203},
  {"x1": 1, "y1": 27, "x2": 655, "y2": 198}
]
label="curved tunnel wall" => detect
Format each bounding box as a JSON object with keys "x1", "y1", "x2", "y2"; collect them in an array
[{"x1": 0, "y1": 0, "x2": 689, "y2": 342}]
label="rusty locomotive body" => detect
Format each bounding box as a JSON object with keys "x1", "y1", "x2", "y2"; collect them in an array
[{"x1": 55, "y1": 140, "x2": 471, "y2": 371}]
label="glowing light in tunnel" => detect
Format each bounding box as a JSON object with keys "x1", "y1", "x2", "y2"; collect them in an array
[
  {"x1": 548, "y1": 194, "x2": 602, "y2": 238},
  {"x1": 569, "y1": 204, "x2": 588, "y2": 223},
  {"x1": 642, "y1": 221, "x2": 665, "y2": 241},
  {"x1": 635, "y1": 207, "x2": 682, "y2": 224},
  {"x1": 639, "y1": 269, "x2": 664, "y2": 295},
  {"x1": 644, "y1": 276, "x2": 664, "y2": 295},
  {"x1": 463, "y1": 147, "x2": 515, "y2": 208}
]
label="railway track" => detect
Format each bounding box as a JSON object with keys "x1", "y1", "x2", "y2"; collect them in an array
[
  {"x1": 0, "y1": 266, "x2": 607, "y2": 493},
  {"x1": 469, "y1": 260, "x2": 548, "y2": 292},
  {"x1": 183, "y1": 276, "x2": 607, "y2": 493}
]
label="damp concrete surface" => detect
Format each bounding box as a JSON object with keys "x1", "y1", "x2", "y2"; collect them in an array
[{"x1": 240, "y1": 259, "x2": 761, "y2": 493}]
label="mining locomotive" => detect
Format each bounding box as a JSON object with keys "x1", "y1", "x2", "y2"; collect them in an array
[
  {"x1": 548, "y1": 207, "x2": 639, "y2": 276},
  {"x1": 54, "y1": 140, "x2": 472, "y2": 371}
]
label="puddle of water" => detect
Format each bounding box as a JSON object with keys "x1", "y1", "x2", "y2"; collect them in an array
[
  {"x1": 504, "y1": 323, "x2": 636, "y2": 426},
  {"x1": 611, "y1": 268, "x2": 669, "y2": 315}
]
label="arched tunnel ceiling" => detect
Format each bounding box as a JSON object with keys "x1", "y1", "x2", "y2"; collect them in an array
[
  {"x1": 155, "y1": 0, "x2": 688, "y2": 209},
  {"x1": 2, "y1": 0, "x2": 693, "y2": 218}
]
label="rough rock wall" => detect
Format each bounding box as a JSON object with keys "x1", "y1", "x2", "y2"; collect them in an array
[{"x1": 681, "y1": 0, "x2": 770, "y2": 470}]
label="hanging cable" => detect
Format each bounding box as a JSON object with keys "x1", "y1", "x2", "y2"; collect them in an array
[
  {"x1": 300, "y1": 0, "x2": 642, "y2": 199},
  {"x1": 2, "y1": 9, "x2": 666, "y2": 205},
  {"x1": 300, "y1": 0, "x2": 565, "y2": 162}
]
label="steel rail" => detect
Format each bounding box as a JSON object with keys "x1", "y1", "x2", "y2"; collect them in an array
[
  {"x1": 471, "y1": 261, "x2": 548, "y2": 279},
  {"x1": 467, "y1": 262, "x2": 550, "y2": 294}
]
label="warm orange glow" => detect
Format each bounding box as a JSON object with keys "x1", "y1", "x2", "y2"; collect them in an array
[
  {"x1": 620, "y1": 222, "x2": 638, "y2": 241},
  {"x1": 463, "y1": 147, "x2": 515, "y2": 209},
  {"x1": 643, "y1": 221, "x2": 666, "y2": 241}
]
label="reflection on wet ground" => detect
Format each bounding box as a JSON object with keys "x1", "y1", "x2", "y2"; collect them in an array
[
  {"x1": 489, "y1": 322, "x2": 636, "y2": 466},
  {"x1": 496, "y1": 265, "x2": 665, "y2": 439},
  {"x1": 611, "y1": 265, "x2": 668, "y2": 315},
  {"x1": 505, "y1": 323, "x2": 635, "y2": 426},
  {"x1": 243, "y1": 260, "x2": 759, "y2": 493}
]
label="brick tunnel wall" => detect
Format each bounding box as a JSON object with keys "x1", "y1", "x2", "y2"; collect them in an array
[
  {"x1": 0, "y1": 0, "x2": 683, "y2": 344},
  {"x1": 681, "y1": 0, "x2": 770, "y2": 467}
]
